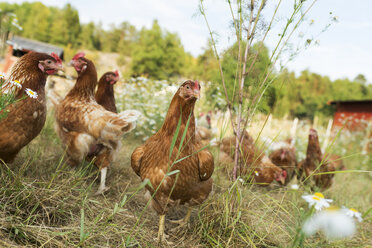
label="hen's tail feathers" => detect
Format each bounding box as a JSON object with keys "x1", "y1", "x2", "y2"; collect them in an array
[
  {"x1": 118, "y1": 110, "x2": 142, "y2": 125},
  {"x1": 99, "y1": 110, "x2": 141, "y2": 145}
]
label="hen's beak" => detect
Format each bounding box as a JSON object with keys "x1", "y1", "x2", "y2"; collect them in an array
[
  {"x1": 280, "y1": 152, "x2": 285, "y2": 160},
  {"x1": 280, "y1": 177, "x2": 285, "y2": 185},
  {"x1": 57, "y1": 63, "x2": 65, "y2": 72},
  {"x1": 193, "y1": 89, "x2": 200, "y2": 99}
]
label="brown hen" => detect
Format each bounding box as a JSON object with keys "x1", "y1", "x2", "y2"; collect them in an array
[
  {"x1": 0, "y1": 52, "x2": 63, "y2": 163},
  {"x1": 55, "y1": 52, "x2": 140, "y2": 195},
  {"x1": 131, "y1": 80, "x2": 214, "y2": 242},
  {"x1": 297, "y1": 128, "x2": 335, "y2": 190},
  {"x1": 219, "y1": 131, "x2": 286, "y2": 186},
  {"x1": 269, "y1": 142, "x2": 297, "y2": 185},
  {"x1": 95, "y1": 70, "x2": 119, "y2": 113}
]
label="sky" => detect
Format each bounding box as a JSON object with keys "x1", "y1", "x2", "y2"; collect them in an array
[{"x1": 6, "y1": 0, "x2": 372, "y2": 83}]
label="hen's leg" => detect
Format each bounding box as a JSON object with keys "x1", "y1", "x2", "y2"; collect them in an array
[
  {"x1": 157, "y1": 214, "x2": 166, "y2": 243},
  {"x1": 93, "y1": 147, "x2": 112, "y2": 195},
  {"x1": 94, "y1": 167, "x2": 109, "y2": 195},
  {"x1": 170, "y1": 206, "x2": 192, "y2": 226}
]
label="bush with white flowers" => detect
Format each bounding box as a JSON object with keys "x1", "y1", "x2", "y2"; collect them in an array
[{"x1": 115, "y1": 77, "x2": 180, "y2": 140}]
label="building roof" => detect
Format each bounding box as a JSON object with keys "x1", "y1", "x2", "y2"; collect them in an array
[
  {"x1": 7, "y1": 36, "x2": 64, "y2": 59},
  {"x1": 328, "y1": 100, "x2": 372, "y2": 105}
]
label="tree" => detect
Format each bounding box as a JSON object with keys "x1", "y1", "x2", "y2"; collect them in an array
[
  {"x1": 63, "y1": 4, "x2": 80, "y2": 47},
  {"x1": 130, "y1": 20, "x2": 186, "y2": 79}
]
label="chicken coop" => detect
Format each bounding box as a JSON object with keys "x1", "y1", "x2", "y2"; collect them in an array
[
  {"x1": 1, "y1": 36, "x2": 64, "y2": 73},
  {"x1": 329, "y1": 100, "x2": 372, "y2": 153},
  {"x1": 329, "y1": 100, "x2": 372, "y2": 130}
]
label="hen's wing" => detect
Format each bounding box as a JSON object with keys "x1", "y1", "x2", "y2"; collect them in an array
[
  {"x1": 57, "y1": 100, "x2": 140, "y2": 147},
  {"x1": 86, "y1": 108, "x2": 139, "y2": 141},
  {"x1": 197, "y1": 149, "x2": 214, "y2": 181},
  {"x1": 131, "y1": 145, "x2": 145, "y2": 177}
]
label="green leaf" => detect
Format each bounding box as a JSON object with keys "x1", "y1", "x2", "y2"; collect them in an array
[
  {"x1": 139, "y1": 178, "x2": 153, "y2": 190},
  {"x1": 80, "y1": 208, "x2": 85, "y2": 242}
]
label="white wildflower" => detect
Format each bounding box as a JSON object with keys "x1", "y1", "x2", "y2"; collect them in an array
[
  {"x1": 0, "y1": 72, "x2": 5, "y2": 79},
  {"x1": 302, "y1": 192, "x2": 333, "y2": 211},
  {"x1": 25, "y1": 88, "x2": 38, "y2": 99},
  {"x1": 10, "y1": 80, "x2": 22, "y2": 89},
  {"x1": 290, "y1": 184, "x2": 299, "y2": 190},
  {"x1": 303, "y1": 209, "x2": 355, "y2": 240},
  {"x1": 209, "y1": 138, "x2": 218, "y2": 147},
  {"x1": 341, "y1": 207, "x2": 363, "y2": 222}
]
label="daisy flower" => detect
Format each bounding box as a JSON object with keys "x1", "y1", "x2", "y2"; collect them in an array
[
  {"x1": 303, "y1": 209, "x2": 355, "y2": 240},
  {"x1": 25, "y1": 88, "x2": 38, "y2": 99},
  {"x1": 341, "y1": 206, "x2": 363, "y2": 222},
  {"x1": 254, "y1": 171, "x2": 259, "y2": 176},
  {"x1": 0, "y1": 72, "x2": 5, "y2": 79},
  {"x1": 10, "y1": 80, "x2": 22, "y2": 89},
  {"x1": 302, "y1": 192, "x2": 333, "y2": 211}
]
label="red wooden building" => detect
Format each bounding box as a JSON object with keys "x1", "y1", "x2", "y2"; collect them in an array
[{"x1": 329, "y1": 100, "x2": 372, "y2": 130}]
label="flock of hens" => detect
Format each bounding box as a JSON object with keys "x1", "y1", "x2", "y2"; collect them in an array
[{"x1": 0, "y1": 51, "x2": 344, "y2": 243}]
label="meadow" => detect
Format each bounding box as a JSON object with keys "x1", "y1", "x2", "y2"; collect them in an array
[{"x1": 0, "y1": 77, "x2": 371, "y2": 248}]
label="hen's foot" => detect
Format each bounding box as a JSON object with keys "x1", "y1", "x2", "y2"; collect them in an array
[
  {"x1": 169, "y1": 207, "x2": 192, "y2": 229},
  {"x1": 94, "y1": 186, "x2": 110, "y2": 196}
]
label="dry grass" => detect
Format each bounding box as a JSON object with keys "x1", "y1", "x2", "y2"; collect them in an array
[{"x1": 0, "y1": 113, "x2": 371, "y2": 247}]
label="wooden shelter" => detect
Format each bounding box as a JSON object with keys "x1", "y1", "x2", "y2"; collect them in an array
[
  {"x1": 329, "y1": 100, "x2": 372, "y2": 130},
  {"x1": 2, "y1": 36, "x2": 64, "y2": 73}
]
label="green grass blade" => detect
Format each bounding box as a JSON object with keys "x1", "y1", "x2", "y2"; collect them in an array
[{"x1": 169, "y1": 110, "x2": 182, "y2": 160}]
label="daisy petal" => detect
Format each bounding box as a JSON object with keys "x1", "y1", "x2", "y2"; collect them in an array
[{"x1": 25, "y1": 88, "x2": 38, "y2": 99}]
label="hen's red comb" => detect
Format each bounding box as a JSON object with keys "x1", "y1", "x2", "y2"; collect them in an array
[
  {"x1": 282, "y1": 170, "x2": 287, "y2": 178},
  {"x1": 114, "y1": 70, "x2": 119, "y2": 77},
  {"x1": 72, "y1": 52, "x2": 85, "y2": 61},
  {"x1": 51, "y1": 52, "x2": 62, "y2": 64},
  {"x1": 194, "y1": 80, "x2": 200, "y2": 90}
]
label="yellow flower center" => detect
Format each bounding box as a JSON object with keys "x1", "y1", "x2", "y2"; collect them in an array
[
  {"x1": 350, "y1": 208, "x2": 358, "y2": 213},
  {"x1": 14, "y1": 80, "x2": 20, "y2": 83},
  {"x1": 326, "y1": 205, "x2": 339, "y2": 211},
  {"x1": 314, "y1": 192, "x2": 324, "y2": 199},
  {"x1": 29, "y1": 91, "x2": 34, "y2": 95},
  {"x1": 312, "y1": 196, "x2": 320, "y2": 201}
]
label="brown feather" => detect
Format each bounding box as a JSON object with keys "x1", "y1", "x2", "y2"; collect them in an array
[
  {"x1": 131, "y1": 80, "x2": 214, "y2": 214},
  {"x1": 269, "y1": 146, "x2": 297, "y2": 185},
  {"x1": 95, "y1": 72, "x2": 117, "y2": 113},
  {"x1": 0, "y1": 52, "x2": 59, "y2": 163},
  {"x1": 55, "y1": 56, "x2": 136, "y2": 169},
  {"x1": 297, "y1": 129, "x2": 335, "y2": 190},
  {"x1": 219, "y1": 131, "x2": 285, "y2": 186}
]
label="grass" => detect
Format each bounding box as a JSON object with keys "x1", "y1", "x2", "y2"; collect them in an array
[{"x1": 0, "y1": 112, "x2": 371, "y2": 247}]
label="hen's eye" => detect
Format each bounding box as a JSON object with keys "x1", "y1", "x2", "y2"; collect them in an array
[
  {"x1": 47, "y1": 60, "x2": 52, "y2": 64},
  {"x1": 186, "y1": 85, "x2": 190, "y2": 89}
]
